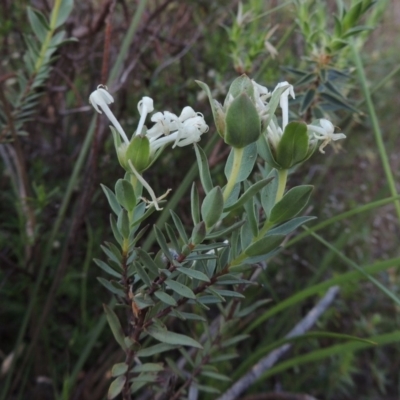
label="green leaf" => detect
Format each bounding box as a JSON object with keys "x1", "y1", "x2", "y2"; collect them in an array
[
  {"x1": 134, "y1": 262, "x2": 152, "y2": 287},
  {"x1": 200, "y1": 370, "x2": 231, "y2": 382},
  {"x1": 224, "y1": 177, "x2": 273, "y2": 212},
  {"x1": 225, "y1": 93, "x2": 260, "y2": 148},
  {"x1": 165, "y1": 279, "x2": 196, "y2": 299},
  {"x1": 107, "y1": 376, "x2": 126, "y2": 400},
  {"x1": 103, "y1": 304, "x2": 127, "y2": 351},
  {"x1": 194, "y1": 144, "x2": 213, "y2": 193},
  {"x1": 101, "y1": 184, "x2": 122, "y2": 215},
  {"x1": 94, "y1": 258, "x2": 122, "y2": 278},
  {"x1": 299, "y1": 88, "x2": 315, "y2": 115},
  {"x1": 224, "y1": 143, "x2": 257, "y2": 183},
  {"x1": 146, "y1": 325, "x2": 202, "y2": 348},
  {"x1": 193, "y1": 383, "x2": 220, "y2": 394},
  {"x1": 131, "y1": 363, "x2": 164, "y2": 373},
  {"x1": 196, "y1": 80, "x2": 226, "y2": 138},
  {"x1": 210, "y1": 353, "x2": 238, "y2": 363},
  {"x1": 170, "y1": 210, "x2": 189, "y2": 243},
  {"x1": 154, "y1": 226, "x2": 173, "y2": 262},
  {"x1": 270, "y1": 185, "x2": 313, "y2": 224},
  {"x1": 55, "y1": 0, "x2": 74, "y2": 28},
  {"x1": 221, "y1": 334, "x2": 249, "y2": 348},
  {"x1": 110, "y1": 214, "x2": 123, "y2": 245},
  {"x1": 115, "y1": 179, "x2": 136, "y2": 212},
  {"x1": 165, "y1": 223, "x2": 180, "y2": 252},
  {"x1": 190, "y1": 183, "x2": 200, "y2": 225},
  {"x1": 111, "y1": 363, "x2": 128, "y2": 377},
  {"x1": 245, "y1": 234, "x2": 285, "y2": 257},
  {"x1": 268, "y1": 216, "x2": 316, "y2": 236},
  {"x1": 154, "y1": 290, "x2": 177, "y2": 306},
  {"x1": 236, "y1": 299, "x2": 272, "y2": 318},
  {"x1": 261, "y1": 169, "x2": 279, "y2": 218},
  {"x1": 201, "y1": 186, "x2": 224, "y2": 229},
  {"x1": 137, "y1": 249, "x2": 159, "y2": 276},
  {"x1": 117, "y1": 209, "x2": 129, "y2": 239},
  {"x1": 244, "y1": 197, "x2": 258, "y2": 238},
  {"x1": 320, "y1": 92, "x2": 359, "y2": 113},
  {"x1": 276, "y1": 122, "x2": 309, "y2": 168},
  {"x1": 191, "y1": 221, "x2": 206, "y2": 245},
  {"x1": 166, "y1": 357, "x2": 186, "y2": 379},
  {"x1": 27, "y1": 8, "x2": 48, "y2": 41},
  {"x1": 136, "y1": 343, "x2": 177, "y2": 357},
  {"x1": 97, "y1": 278, "x2": 125, "y2": 297},
  {"x1": 206, "y1": 220, "x2": 245, "y2": 240},
  {"x1": 177, "y1": 266, "x2": 210, "y2": 282}
]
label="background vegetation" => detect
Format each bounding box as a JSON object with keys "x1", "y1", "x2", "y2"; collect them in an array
[{"x1": 1, "y1": 0, "x2": 400, "y2": 399}]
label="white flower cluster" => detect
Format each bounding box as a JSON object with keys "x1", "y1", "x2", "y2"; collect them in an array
[
  {"x1": 89, "y1": 85, "x2": 208, "y2": 156},
  {"x1": 251, "y1": 80, "x2": 346, "y2": 153}
]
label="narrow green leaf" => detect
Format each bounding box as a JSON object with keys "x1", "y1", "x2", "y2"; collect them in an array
[
  {"x1": 245, "y1": 234, "x2": 285, "y2": 257},
  {"x1": 194, "y1": 144, "x2": 213, "y2": 193},
  {"x1": 97, "y1": 278, "x2": 125, "y2": 297},
  {"x1": 154, "y1": 226, "x2": 173, "y2": 262},
  {"x1": 154, "y1": 290, "x2": 177, "y2": 306},
  {"x1": 166, "y1": 357, "x2": 186, "y2": 379},
  {"x1": 193, "y1": 383, "x2": 220, "y2": 394},
  {"x1": 111, "y1": 363, "x2": 128, "y2": 377},
  {"x1": 103, "y1": 304, "x2": 127, "y2": 351},
  {"x1": 137, "y1": 248, "x2": 159, "y2": 276},
  {"x1": 177, "y1": 266, "x2": 210, "y2": 282},
  {"x1": 191, "y1": 183, "x2": 200, "y2": 225},
  {"x1": 270, "y1": 185, "x2": 313, "y2": 224},
  {"x1": 94, "y1": 258, "x2": 122, "y2": 278},
  {"x1": 268, "y1": 216, "x2": 316, "y2": 236},
  {"x1": 101, "y1": 184, "x2": 121, "y2": 215},
  {"x1": 136, "y1": 343, "x2": 177, "y2": 357},
  {"x1": 131, "y1": 363, "x2": 164, "y2": 373},
  {"x1": 299, "y1": 88, "x2": 315, "y2": 115},
  {"x1": 201, "y1": 186, "x2": 224, "y2": 228},
  {"x1": 146, "y1": 325, "x2": 202, "y2": 348},
  {"x1": 107, "y1": 376, "x2": 126, "y2": 400},
  {"x1": 165, "y1": 279, "x2": 196, "y2": 299},
  {"x1": 200, "y1": 370, "x2": 231, "y2": 382},
  {"x1": 27, "y1": 8, "x2": 48, "y2": 41},
  {"x1": 55, "y1": 0, "x2": 74, "y2": 28},
  {"x1": 170, "y1": 210, "x2": 189, "y2": 243},
  {"x1": 134, "y1": 262, "x2": 152, "y2": 287},
  {"x1": 165, "y1": 223, "x2": 180, "y2": 252},
  {"x1": 224, "y1": 177, "x2": 273, "y2": 212},
  {"x1": 206, "y1": 220, "x2": 245, "y2": 240}
]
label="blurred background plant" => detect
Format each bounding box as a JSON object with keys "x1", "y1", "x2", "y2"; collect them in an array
[{"x1": 1, "y1": 0, "x2": 400, "y2": 399}]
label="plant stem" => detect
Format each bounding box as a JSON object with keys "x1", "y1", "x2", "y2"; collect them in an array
[
  {"x1": 275, "y1": 168, "x2": 288, "y2": 203},
  {"x1": 223, "y1": 147, "x2": 244, "y2": 202},
  {"x1": 351, "y1": 42, "x2": 400, "y2": 224}
]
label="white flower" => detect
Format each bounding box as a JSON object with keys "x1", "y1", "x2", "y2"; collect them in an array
[
  {"x1": 308, "y1": 119, "x2": 346, "y2": 153},
  {"x1": 149, "y1": 110, "x2": 208, "y2": 155},
  {"x1": 273, "y1": 81, "x2": 295, "y2": 131},
  {"x1": 89, "y1": 85, "x2": 130, "y2": 144},
  {"x1": 252, "y1": 80, "x2": 270, "y2": 119},
  {"x1": 135, "y1": 96, "x2": 154, "y2": 136}
]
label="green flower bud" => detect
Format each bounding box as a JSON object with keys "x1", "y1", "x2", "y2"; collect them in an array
[
  {"x1": 112, "y1": 128, "x2": 151, "y2": 173},
  {"x1": 225, "y1": 92, "x2": 260, "y2": 148},
  {"x1": 197, "y1": 74, "x2": 261, "y2": 148}
]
